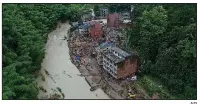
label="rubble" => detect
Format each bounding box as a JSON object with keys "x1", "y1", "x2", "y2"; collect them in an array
[{"x1": 67, "y1": 18, "x2": 148, "y2": 99}]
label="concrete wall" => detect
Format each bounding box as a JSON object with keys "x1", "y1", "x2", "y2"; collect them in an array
[
  {"x1": 107, "y1": 13, "x2": 120, "y2": 28},
  {"x1": 90, "y1": 23, "x2": 103, "y2": 40},
  {"x1": 102, "y1": 56, "x2": 118, "y2": 79}
]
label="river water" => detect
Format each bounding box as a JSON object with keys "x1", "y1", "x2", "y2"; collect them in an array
[{"x1": 36, "y1": 22, "x2": 109, "y2": 99}]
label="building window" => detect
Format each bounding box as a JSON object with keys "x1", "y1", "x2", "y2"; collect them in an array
[{"x1": 114, "y1": 51, "x2": 116, "y2": 54}]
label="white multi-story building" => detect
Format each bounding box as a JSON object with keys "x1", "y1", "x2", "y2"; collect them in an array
[{"x1": 102, "y1": 47, "x2": 138, "y2": 79}]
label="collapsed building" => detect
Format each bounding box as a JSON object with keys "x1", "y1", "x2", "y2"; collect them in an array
[
  {"x1": 119, "y1": 12, "x2": 132, "y2": 29},
  {"x1": 77, "y1": 21, "x2": 104, "y2": 39},
  {"x1": 103, "y1": 27, "x2": 126, "y2": 48},
  {"x1": 72, "y1": 9, "x2": 138, "y2": 80},
  {"x1": 102, "y1": 47, "x2": 138, "y2": 80},
  {"x1": 68, "y1": 6, "x2": 148, "y2": 99}
]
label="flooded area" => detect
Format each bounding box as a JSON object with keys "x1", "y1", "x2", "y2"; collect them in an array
[{"x1": 36, "y1": 22, "x2": 109, "y2": 99}]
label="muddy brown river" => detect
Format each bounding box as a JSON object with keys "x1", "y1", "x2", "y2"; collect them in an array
[{"x1": 36, "y1": 22, "x2": 109, "y2": 99}]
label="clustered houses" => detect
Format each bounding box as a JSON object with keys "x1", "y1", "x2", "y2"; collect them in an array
[{"x1": 75, "y1": 7, "x2": 138, "y2": 80}]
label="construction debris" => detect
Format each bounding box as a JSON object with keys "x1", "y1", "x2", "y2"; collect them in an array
[{"x1": 67, "y1": 18, "x2": 148, "y2": 99}]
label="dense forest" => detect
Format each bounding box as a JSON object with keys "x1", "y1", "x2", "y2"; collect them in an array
[
  {"x1": 2, "y1": 4, "x2": 91, "y2": 99},
  {"x1": 124, "y1": 4, "x2": 196, "y2": 99}
]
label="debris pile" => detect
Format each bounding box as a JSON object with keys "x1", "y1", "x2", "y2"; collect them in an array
[{"x1": 67, "y1": 17, "x2": 148, "y2": 99}]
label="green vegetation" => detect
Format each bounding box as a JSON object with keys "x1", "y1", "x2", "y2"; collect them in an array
[
  {"x1": 137, "y1": 75, "x2": 175, "y2": 99},
  {"x1": 3, "y1": 4, "x2": 91, "y2": 99},
  {"x1": 94, "y1": 4, "x2": 131, "y2": 14},
  {"x1": 108, "y1": 4, "x2": 131, "y2": 13},
  {"x1": 3, "y1": 4, "x2": 196, "y2": 100},
  {"x1": 127, "y1": 4, "x2": 196, "y2": 99},
  {"x1": 93, "y1": 4, "x2": 100, "y2": 17}
]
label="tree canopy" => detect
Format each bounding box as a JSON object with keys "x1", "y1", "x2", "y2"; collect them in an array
[
  {"x1": 2, "y1": 4, "x2": 90, "y2": 99},
  {"x1": 127, "y1": 4, "x2": 196, "y2": 99}
]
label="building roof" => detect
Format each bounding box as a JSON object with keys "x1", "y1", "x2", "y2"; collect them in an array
[
  {"x1": 111, "y1": 47, "x2": 131, "y2": 58},
  {"x1": 103, "y1": 46, "x2": 137, "y2": 64},
  {"x1": 103, "y1": 51, "x2": 125, "y2": 64},
  {"x1": 98, "y1": 42, "x2": 115, "y2": 50}
]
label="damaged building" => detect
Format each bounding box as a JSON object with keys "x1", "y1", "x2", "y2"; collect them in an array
[
  {"x1": 102, "y1": 47, "x2": 138, "y2": 80},
  {"x1": 107, "y1": 12, "x2": 132, "y2": 29},
  {"x1": 89, "y1": 21, "x2": 104, "y2": 41},
  {"x1": 107, "y1": 13, "x2": 120, "y2": 28},
  {"x1": 119, "y1": 12, "x2": 132, "y2": 29},
  {"x1": 104, "y1": 27, "x2": 126, "y2": 48},
  {"x1": 96, "y1": 42, "x2": 115, "y2": 65}
]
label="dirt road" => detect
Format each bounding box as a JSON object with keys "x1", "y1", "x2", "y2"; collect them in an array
[{"x1": 37, "y1": 22, "x2": 109, "y2": 99}]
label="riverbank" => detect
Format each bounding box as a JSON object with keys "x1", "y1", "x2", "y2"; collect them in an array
[{"x1": 36, "y1": 22, "x2": 109, "y2": 99}]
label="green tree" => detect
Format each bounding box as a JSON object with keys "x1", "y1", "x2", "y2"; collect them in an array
[
  {"x1": 3, "y1": 4, "x2": 91, "y2": 99},
  {"x1": 126, "y1": 4, "x2": 196, "y2": 99},
  {"x1": 94, "y1": 4, "x2": 100, "y2": 17}
]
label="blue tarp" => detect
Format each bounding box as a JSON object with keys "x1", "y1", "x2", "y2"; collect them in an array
[
  {"x1": 75, "y1": 56, "x2": 81, "y2": 61},
  {"x1": 78, "y1": 22, "x2": 91, "y2": 29}
]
